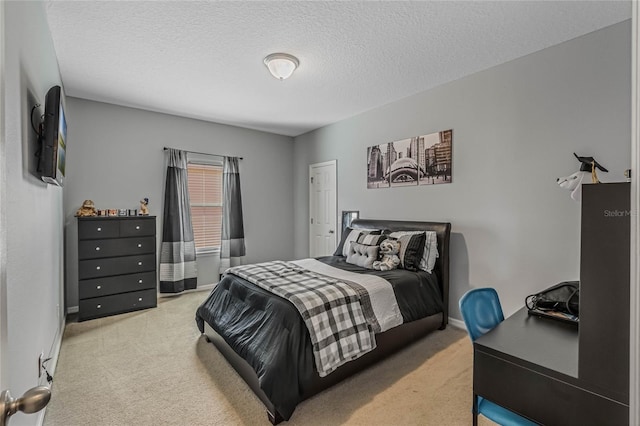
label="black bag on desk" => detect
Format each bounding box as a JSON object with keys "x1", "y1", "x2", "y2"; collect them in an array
[{"x1": 525, "y1": 281, "x2": 579, "y2": 316}]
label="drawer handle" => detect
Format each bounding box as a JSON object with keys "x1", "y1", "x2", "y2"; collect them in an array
[
  {"x1": 95, "y1": 247, "x2": 100, "y2": 251},
  {"x1": 97, "y1": 304, "x2": 101, "y2": 309},
  {"x1": 138, "y1": 279, "x2": 143, "y2": 284},
  {"x1": 96, "y1": 266, "x2": 101, "y2": 270},
  {"x1": 97, "y1": 227, "x2": 102, "y2": 232},
  {"x1": 138, "y1": 297, "x2": 143, "y2": 302},
  {"x1": 138, "y1": 261, "x2": 143, "y2": 266},
  {"x1": 96, "y1": 285, "x2": 101, "y2": 290},
  {"x1": 137, "y1": 244, "x2": 142, "y2": 248},
  {"x1": 136, "y1": 226, "x2": 140, "y2": 230}
]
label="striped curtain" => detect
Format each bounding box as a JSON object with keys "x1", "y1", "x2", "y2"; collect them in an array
[
  {"x1": 159, "y1": 149, "x2": 197, "y2": 293},
  {"x1": 219, "y1": 157, "x2": 246, "y2": 273}
]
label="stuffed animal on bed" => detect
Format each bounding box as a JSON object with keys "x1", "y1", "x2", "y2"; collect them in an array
[{"x1": 372, "y1": 239, "x2": 401, "y2": 271}]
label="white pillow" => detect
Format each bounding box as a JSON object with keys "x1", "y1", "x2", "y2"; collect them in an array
[{"x1": 419, "y1": 231, "x2": 439, "y2": 273}]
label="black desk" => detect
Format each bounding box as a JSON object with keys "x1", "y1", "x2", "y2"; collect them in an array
[{"x1": 474, "y1": 308, "x2": 628, "y2": 426}]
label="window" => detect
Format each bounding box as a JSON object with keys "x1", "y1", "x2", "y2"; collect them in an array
[{"x1": 187, "y1": 162, "x2": 223, "y2": 252}]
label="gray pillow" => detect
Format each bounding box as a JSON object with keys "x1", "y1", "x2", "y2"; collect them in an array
[{"x1": 346, "y1": 241, "x2": 379, "y2": 269}]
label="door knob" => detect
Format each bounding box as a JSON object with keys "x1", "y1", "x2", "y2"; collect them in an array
[
  {"x1": 0, "y1": 386, "x2": 51, "y2": 426},
  {"x1": 328, "y1": 230, "x2": 335, "y2": 234}
]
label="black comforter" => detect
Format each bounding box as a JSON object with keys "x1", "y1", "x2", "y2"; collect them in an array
[{"x1": 195, "y1": 256, "x2": 443, "y2": 420}]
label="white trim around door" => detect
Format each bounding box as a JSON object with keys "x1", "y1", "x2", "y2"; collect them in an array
[
  {"x1": 0, "y1": 0, "x2": 7, "y2": 392},
  {"x1": 308, "y1": 160, "x2": 337, "y2": 257},
  {"x1": 630, "y1": 3, "x2": 639, "y2": 424}
]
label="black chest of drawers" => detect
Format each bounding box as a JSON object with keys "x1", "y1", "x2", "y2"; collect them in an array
[{"x1": 77, "y1": 216, "x2": 157, "y2": 321}]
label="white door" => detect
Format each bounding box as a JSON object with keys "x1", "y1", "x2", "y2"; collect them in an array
[
  {"x1": 0, "y1": 8, "x2": 51, "y2": 420},
  {"x1": 309, "y1": 160, "x2": 337, "y2": 257}
]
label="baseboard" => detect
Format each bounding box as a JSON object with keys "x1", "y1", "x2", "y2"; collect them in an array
[
  {"x1": 193, "y1": 283, "x2": 216, "y2": 292},
  {"x1": 36, "y1": 313, "x2": 66, "y2": 425},
  {"x1": 157, "y1": 283, "x2": 216, "y2": 298},
  {"x1": 448, "y1": 316, "x2": 466, "y2": 331}
]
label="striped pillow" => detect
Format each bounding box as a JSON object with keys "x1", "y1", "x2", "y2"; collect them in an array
[
  {"x1": 334, "y1": 227, "x2": 382, "y2": 257},
  {"x1": 357, "y1": 233, "x2": 387, "y2": 246},
  {"x1": 387, "y1": 231, "x2": 426, "y2": 271}
]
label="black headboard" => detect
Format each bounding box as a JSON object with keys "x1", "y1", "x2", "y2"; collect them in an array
[{"x1": 350, "y1": 218, "x2": 451, "y2": 328}]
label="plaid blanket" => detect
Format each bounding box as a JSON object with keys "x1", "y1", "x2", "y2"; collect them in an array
[{"x1": 226, "y1": 260, "x2": 377, "y2": 377}]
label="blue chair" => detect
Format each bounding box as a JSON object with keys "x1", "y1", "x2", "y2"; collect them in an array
[{"x1": 459, "y1": 288, "x2": 538, "y2": 426}]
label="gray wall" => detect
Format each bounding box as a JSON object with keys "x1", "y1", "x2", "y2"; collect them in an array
[
  {"x1": 293, "y1": 21, "x2": 632, "y2": 320},
  {"x1": 64, "y1": 98, "x2": 294, "y2": 308},
  {"x1": 4, "y1": 1, "x2": 65, "y2": 422}
]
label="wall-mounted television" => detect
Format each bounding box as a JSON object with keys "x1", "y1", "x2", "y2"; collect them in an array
[{"x1": 38, "y1": 85, "x2": 66, "y2": 186}]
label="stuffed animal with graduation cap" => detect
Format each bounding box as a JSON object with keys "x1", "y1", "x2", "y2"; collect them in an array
[{"x1": 556, "y1": 153, "x2": 608, "y2": 201}]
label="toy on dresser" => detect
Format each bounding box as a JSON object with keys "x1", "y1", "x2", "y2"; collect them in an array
[
  {"x1": 556, "y1": 153, "x2": 608, "y2": 201},
  {"x1": 139, "y1": 198, "x2": 149, "y2": 216},
  {"x1": 75, "y1": 200, "x2": 97, "y2": 217}
]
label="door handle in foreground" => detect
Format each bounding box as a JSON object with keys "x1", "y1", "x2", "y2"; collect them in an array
[{"x1": 0, "y1": 386, "x2": 51, "y2": 426}]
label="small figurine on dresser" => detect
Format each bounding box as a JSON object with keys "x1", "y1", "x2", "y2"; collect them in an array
[
  {"x1": 556, "y1": 153, "x2": 608, "y2": 201},
  {"x1": 139, "y1": 198, "x2": 150, "y2": 216},
  {"x1": 75, "y1": 199, "x2": 97, "y2": 217}
]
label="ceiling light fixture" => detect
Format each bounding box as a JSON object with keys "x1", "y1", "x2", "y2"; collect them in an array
[{"x1": 264, "y1": 53, "x2": 299, "y2": 80}]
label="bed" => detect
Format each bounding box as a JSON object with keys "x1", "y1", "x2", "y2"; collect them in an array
[{"x1": 195, "y1": 219, "x2": 451, "y2": 424}]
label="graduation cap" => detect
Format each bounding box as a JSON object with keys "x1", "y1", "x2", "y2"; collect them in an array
[{"x1": 574, "y1": 153, "x2": 608, "y2": 173}]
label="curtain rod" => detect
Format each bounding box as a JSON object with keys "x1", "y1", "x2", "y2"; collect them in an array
[{"x1": 163, "y1": 147, "x2": 243, "y2": 160}]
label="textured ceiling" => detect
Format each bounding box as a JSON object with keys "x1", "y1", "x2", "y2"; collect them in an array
[{"x1": 45, "y1": 1, "x2": 631, "y2": 137}]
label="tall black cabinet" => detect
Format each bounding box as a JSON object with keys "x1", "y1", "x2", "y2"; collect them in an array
[
  {"x1": 579, "y1": 182, "x2": 630, "y2": 405},
  {"x1": 77, "y1": 216, "x2": 158, "y2": 321}
]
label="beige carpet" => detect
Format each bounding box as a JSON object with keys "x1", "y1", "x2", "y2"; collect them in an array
[{"x1": 44, "y1": 291, "x2": 495, "y2": 426}]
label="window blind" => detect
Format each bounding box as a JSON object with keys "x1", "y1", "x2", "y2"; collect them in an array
[{"x1": 187, "y1": 163, "x2": 223, "y2": 250}]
